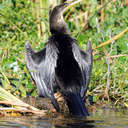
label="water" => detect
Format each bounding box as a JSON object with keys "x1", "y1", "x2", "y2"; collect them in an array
[{"x1": 0, "y1": 108, "x2": 128, "y2": 128}]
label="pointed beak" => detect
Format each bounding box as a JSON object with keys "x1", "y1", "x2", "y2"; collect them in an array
[{"x1": 63, "y1": 0, "x2": 82, "y2": 13}]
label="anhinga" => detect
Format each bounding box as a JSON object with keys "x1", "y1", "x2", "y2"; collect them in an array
[{"x1": 25, "y1": 0, "x2": 92, "y2": 116}]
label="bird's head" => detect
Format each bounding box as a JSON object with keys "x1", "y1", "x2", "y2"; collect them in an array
[{"x1": 50, "y1": 0, "x2": 82, "y2": 35}]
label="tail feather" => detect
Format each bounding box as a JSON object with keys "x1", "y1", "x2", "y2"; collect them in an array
[{"x1": 66, "y1": 93, "x2": 89, "y2": 116}]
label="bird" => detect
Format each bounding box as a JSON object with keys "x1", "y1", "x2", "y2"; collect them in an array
[{"x1": 25, "y1": 1, "x2": 92, "y2": 117}]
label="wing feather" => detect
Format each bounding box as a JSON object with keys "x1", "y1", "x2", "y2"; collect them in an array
[
  {"x1": 72, "y1": 40, "x2": 92, "y2": 98},
  {"x1": 25, "y1": 41, "x2": 58, "y2": 98}
]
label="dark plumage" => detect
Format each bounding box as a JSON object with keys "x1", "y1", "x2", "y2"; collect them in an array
[{"x1": 25, "y1": 1, "x2": 92, "y2": 116}]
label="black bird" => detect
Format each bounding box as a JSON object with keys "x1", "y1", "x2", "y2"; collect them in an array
[{"x1": 25, "y1": 1, "x2": 92, "y2": 116}]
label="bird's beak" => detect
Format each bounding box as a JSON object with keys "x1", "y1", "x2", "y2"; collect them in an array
[{"x1": 63, "y1": 0, "x2": 82, "y2": 13}]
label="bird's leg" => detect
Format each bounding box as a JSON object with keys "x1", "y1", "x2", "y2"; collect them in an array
[{"x1": 50, "y1": 95, "x2": 60, "y2": 112}]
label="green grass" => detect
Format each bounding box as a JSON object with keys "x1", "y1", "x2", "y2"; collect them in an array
[{"x1": 0, "y1": 0, "x2": 128, "y2": 106}]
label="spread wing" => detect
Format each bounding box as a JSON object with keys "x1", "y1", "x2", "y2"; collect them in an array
[
  {"x1": 25, "y1": 41, "x2": 60, "y2": 111},
  {"x1": 72, "y1": 40, "x2": 92, "y2": 99}
]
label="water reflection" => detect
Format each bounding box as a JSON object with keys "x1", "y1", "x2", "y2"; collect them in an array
[
  {"x1": 0, "y1": 108, "x2": 128, "y2": 128},
  {"x1": 55, "y1": 120, "x2": 96, "y2": 128},
  {"x1": 0, "y1": 117, "x2": 96, "y2": 128}
]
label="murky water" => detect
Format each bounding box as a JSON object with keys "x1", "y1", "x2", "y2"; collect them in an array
[{"x1": 0, "y1": 108, "x2": 128, "y2": 128}]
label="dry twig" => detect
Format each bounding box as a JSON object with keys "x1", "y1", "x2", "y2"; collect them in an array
[{"x1": 93, "y1": 27, "x2": 128, "y2": 49}]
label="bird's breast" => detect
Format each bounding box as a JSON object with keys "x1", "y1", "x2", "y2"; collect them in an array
[{"x1": 55, "y1": 42, "x2": 83, "y2": 92}]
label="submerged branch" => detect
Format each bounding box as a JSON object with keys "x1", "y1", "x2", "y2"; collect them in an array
[{"x1": 0, "y1": 87, "x2": 47, "y2": 116}]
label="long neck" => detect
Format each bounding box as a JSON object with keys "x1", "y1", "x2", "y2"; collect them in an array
[{"x1": 50, "y1": 13, "x2": 69, "y2": 35}]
